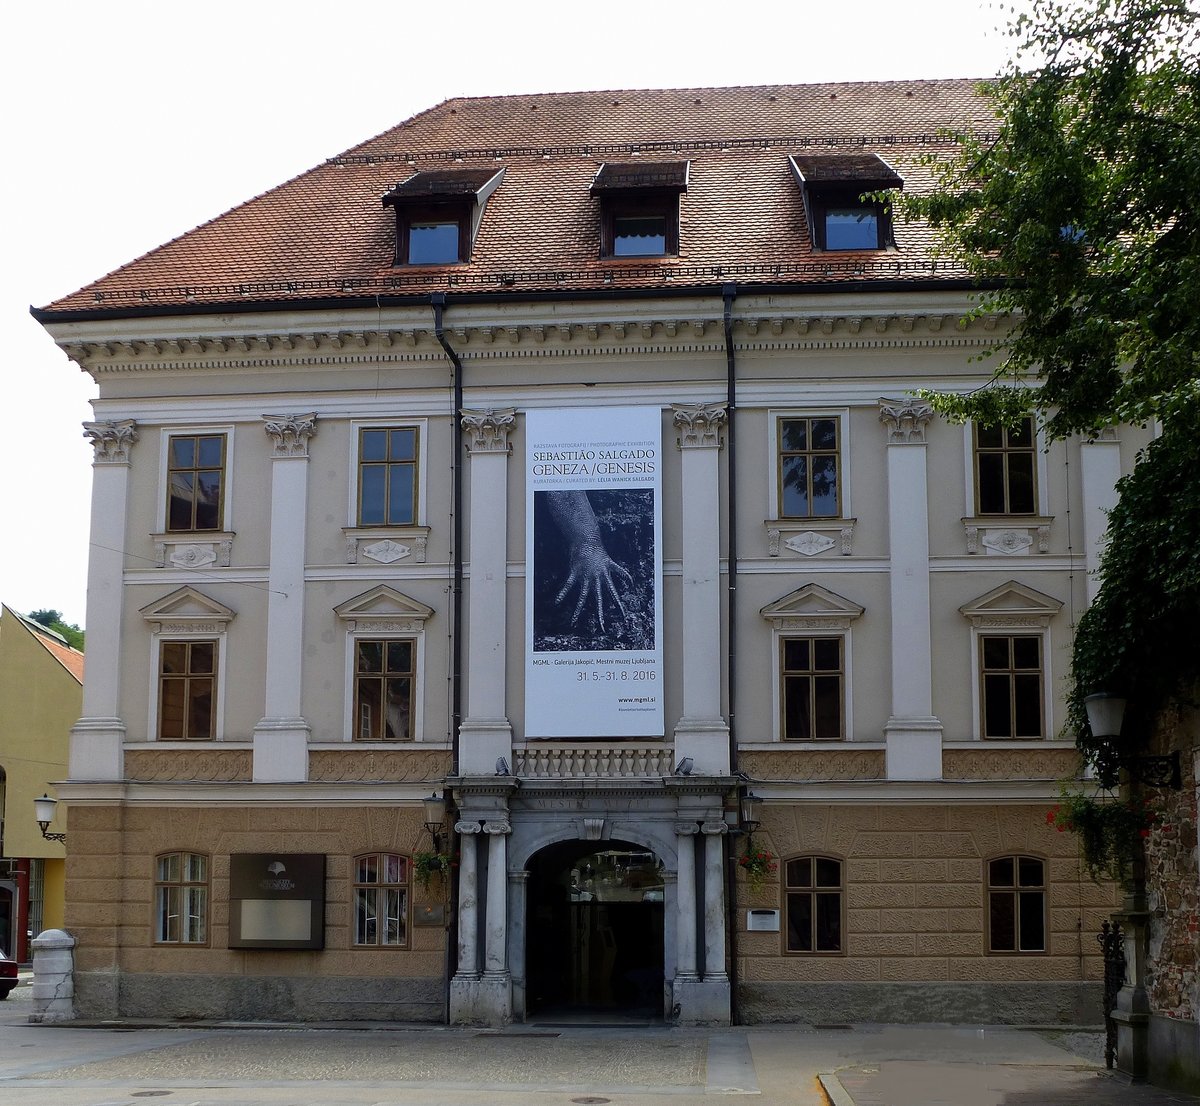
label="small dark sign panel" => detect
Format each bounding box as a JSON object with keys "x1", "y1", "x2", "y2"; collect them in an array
[{"x1": 229, "y1": 853, "x2": 325, "y2": 950}]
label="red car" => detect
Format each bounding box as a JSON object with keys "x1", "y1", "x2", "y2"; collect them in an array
[{"x1": 0, "y1": 950, "x2": 17, "y2": 999}]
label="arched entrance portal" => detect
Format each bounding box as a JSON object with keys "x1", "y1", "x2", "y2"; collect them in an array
[{"x1": 526, "y1": 839, "x2": 665, "y2": 1018}]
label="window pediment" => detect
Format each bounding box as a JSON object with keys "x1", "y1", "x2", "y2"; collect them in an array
[
  {"x1": 959, "y1": 581, "x2": 1063, "y2": 628},
  {"x1": 760, "y1": 582, "x2": 864, "y2": 630},
  {"x1": 140, "y1": 586, "x2": 235, "y2": 632},
  {"x1": 334, "y1": 585, "x2": 434, "y2": 631}
]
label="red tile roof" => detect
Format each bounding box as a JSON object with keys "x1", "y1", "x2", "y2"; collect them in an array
[
  {"x1": 38, "y1": 79, "x2": 995, "y2": 318},
  {"x1": 31, "y1": 629, "x2": 84, "y2": 684}
]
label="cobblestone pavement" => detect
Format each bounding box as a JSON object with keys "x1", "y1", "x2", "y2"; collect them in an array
[{"x1": 0, "y1": 980, "x2": 1195, "y2": 1106}]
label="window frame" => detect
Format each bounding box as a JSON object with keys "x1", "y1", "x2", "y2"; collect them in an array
[
  {"x1": 768, "y1": 410, "x2": 850, "y2": 522},
  {"x1": 142, "y1": 587, "x2": 234, "y2": 744},
  {"x1": 783, "y1": 853, "x2": 846, "y2": 956},
  {"x1": 779, "y1": 635, "x2": 846, "y2": 741},
  {"x1": 978, "y1": 633, "x2": 1045, "y2": 740},
  {"x1": 972, "y1": 416, "x2": 1040, "y2": 517},
  {"x1": 965, "y1": 417, "x2": 1049, "y2": 518},
  {"x1": 986, "y1": 853, "x2": 1047, "y2": 955},
  {"x1": 156, "y1": 638, "x2": 220, "y2": 742},
  {"x1": 355, "y1": 425, "x2": 421, "y2": 528},
  {"x1": 351, "y1": 638, "x2": 417, "y2": 742},
  {"x1": 352, "y1": 851, "x2": 411, "y2": 948},
  {"x1": 154, "y1": 850, "x2": 210, "y2": 946},
  {"x1": 347, "y1": 420, "x2": 428, "y2": 530},
  {"x1": 811, "y1": 192, "x2": 892, "y2": 252},
  {"x1": 599, "y1": 192, "x2": 681, "y2": 259},
  {"x1": 158, "y1": 426, "x2": 234, "y2": 534},
  {"x1": 393, "y1": 201, "x2": 472, "y2": 266}
]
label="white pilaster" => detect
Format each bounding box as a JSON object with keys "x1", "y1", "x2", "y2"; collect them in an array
[
  {"x1": 253, "y1": 414, "x2": 316, "y2": 783},
  {"x1": 701, "y1": 822, "x2": 728, "y2": 982},
  {"x1": 1079, "y1": 430, "x2": 1122, "y2": 605},
  {"x1": 674, "y1": 822, "x2": 699, "y2": 982},
  {"x1": 72, "y1": 420, "x2": 138, "y2": 781},
  {"x1": 879, "y1": 400, "x2": 943, "y2": 780},
  {"x1": 459, "y1": 409, "x2": 516, "y2": 774},
  {"x1": 671, "y1": 403, "x2": 730, "y2": 775}
]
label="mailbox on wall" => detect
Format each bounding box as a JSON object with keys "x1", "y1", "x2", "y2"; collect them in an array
[{"x1": 229, "y1": 853, "x2": 326, "y2": 950}]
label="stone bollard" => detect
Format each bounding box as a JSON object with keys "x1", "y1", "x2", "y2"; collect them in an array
[{"x1": 29, "y1": 929, "x2": 75, "y2": 1023}]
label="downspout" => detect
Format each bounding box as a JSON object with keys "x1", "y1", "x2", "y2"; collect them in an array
[
  {"x1": 431, "y1": 292, "x2": 463, "y2": 1024},
  {"x1": 721, "y1": 282, "x2": 741, "y2": 1024}
]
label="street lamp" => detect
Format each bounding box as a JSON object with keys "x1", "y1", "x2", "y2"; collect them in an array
[
  {"x1": 422, "y1": 792, "x2": 448, "y2": 854},
  {"x1": 34, "y1": 794, "x2": 66, "y2": 844},
  {"x1": 740, "y1": 790, "x2": 762, "y2": 835},
  {"x1": 1084, "y1": 692, "x2": 1182, "y2": 790}
]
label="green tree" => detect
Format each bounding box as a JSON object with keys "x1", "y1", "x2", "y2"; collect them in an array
[
  {"x1": 27, "y1": 608, "x2": 85, "y2": 652},
  {"x1": 904, "y1": 0, "x2": 1200, "y2": 775}
]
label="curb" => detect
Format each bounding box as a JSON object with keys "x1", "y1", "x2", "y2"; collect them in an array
[{"x1": 819, "y1": 1072, "x2": 857, "y2": 1106}]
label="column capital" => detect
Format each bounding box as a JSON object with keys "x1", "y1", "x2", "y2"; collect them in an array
[
  {"x1": 482, "y1": 821, "x2": 512, "y2": 835},
  {"x1": 262, "y1": 412, "x2": 317, "y2": 458},
  {"x1": 674, "y1": 821, "x2": 702, "y2": 836},
  {"x1": 701, "y1": 821, "x2": 728, "y2": 835},
  {"x1": 461, "y1": 408, "x2": 516, "y2": 453},
  {"x1": 83, "y1": 419, "x2": 137, "y2": 464},
  {"x1": 455, "y1": 820, "x2": 484, "y2": 835},
  {"x1": 878, "y1": 398, "x2": 934, "y2": 444},
  {"x1": 672, "y1": 403, "x2": 727, "y2": 449}
]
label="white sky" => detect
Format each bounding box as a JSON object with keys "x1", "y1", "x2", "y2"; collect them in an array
[{"x1": 1, "y1": 0, "x2": 1019, "y2": 629}]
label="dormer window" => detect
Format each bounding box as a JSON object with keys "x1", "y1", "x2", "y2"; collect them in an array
[
  {"x1": 590, "y1": 161, "x2": 688, "y2": 259},
  {"x1": 789, "y1": 153, "x2": 903, "y2": 252},
  {"x1": 382, "y1": 168, "x2": 505, "y2": 266}
]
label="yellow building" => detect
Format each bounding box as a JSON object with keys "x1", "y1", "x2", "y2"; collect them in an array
[{"x1": 0, "y1": 606, "x2": 81, "y2": 961}]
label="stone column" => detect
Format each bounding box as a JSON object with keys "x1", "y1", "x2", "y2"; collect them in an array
[
  {"x1": 1080, "y1": 429, "x2": 1122, "y2": 605},
  {"x1": 508, "y1": 870, "x2": 529, "y2": 1019},
  {"x1": 878, "y1": 400, "x2": 943, "y2": 780},
  {"x1": 454, "y1": 821, "x2": 482, "y2": 980},
  {"x1": 483, "y1": 821, "x2": 510, "y2": 977},
  {"x1": 459, "y1": 409, "x2": 516, "y2": 775},
  {"x1": 670, "y1": 403, "x2": 730, "y2": 775},
  {"x1": 674, "y1": 822, "x2": 699, "y2": 983},
  {"x1": 701, "y1": 822, "x2": 728, "y2": 982},
  {"x1": 72, "y1": 420, "x2": 138, "y2": 781},
  {"x1": 253, "y1": 414, "x2": 317, "y2": 782}
]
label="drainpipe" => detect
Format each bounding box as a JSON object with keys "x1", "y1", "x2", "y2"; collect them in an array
[
  {"x1": 721, "y1": 282, "x2": 741, "y2": 1025},
  {"x1": 431, "y1": 292, "x2": 463, "y2": 1025}
]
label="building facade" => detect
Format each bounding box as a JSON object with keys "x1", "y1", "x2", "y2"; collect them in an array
[
  {"x1": 34, "y1": 80, "x2": 1135, "y2": 1026},
  {"x1": 0, "y1": 606, "x2": 81, "y2": 961}
]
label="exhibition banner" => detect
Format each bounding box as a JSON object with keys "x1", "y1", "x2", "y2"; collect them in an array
[{"x1": 525, "y1": 407, "x2": 663, "y2": 737}]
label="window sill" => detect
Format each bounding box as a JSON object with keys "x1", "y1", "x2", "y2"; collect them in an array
[
  {"x1": 151, "y1": 531, "x2": 235, "y2": 569},
  {"x1": 962, "y1": 516, "x2": 1051, "y2": 556},
  {"x1": 764, "y1": 518, "x2": 856, "y2": 557},
  {"x1": 343, "y1": 526, "x2": 430, "y2": 565}
]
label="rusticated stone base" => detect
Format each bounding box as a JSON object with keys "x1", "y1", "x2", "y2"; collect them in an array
[
  {"x1": 737, "y1": 981, "x2": 1103, "y2": 1025},
  {"x1": 76, "y1": 971, "x2": 443, "y2": 1023}
]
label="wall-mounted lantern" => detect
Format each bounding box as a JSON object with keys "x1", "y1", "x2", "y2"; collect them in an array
[
  {"x1": 422, "y1": 792, "x2": 448, "y2": 854},
  {"x1": 34, "y1": 794, "x2": 66, "y2": 844},
  {"x1": 1084, "y1": 692, "x2": 1182, "y2": 790}
]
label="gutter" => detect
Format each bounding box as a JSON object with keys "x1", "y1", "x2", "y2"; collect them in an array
[{"x1": 431, "y1": 292, "x2": 463, "y2": 1025}]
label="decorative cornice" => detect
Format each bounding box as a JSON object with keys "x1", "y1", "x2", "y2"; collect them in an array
[
  {"x1": 307, "y1": 748, "x2": 452, "y2": 783},
  {"x1": 83, "y1": 418, "x2": 138, "y2": 463},
  {"x1": 878, "y1": 398, "x2": 934, "y2": 444},
  {"x1": 672, "y1": 402, "x2": 728, "y2": 449},
  {"x1": 461, "y1": 407, "x2": 516, "y2": 453},
  {"x1": 124, "y1": 748, "x2": 252, "y2": 782},
  {"x1": 262, "y1": 412, "x2": 317, "y2": 458}
]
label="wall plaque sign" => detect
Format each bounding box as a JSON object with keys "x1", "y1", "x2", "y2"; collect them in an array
[{"x1": 229, "y1": 853, "x2": 325, "y2": 950}]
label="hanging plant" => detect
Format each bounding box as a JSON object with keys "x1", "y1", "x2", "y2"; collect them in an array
[
  {"x1": 1047, "y1": 786, "x2": 1159, "y2": 883},
  {"x1": 413, "y1": 851, "x2": 451, "y2": 891},
  {"x1": 737, "y1": 840, "x2": 778, "y2": 894}
]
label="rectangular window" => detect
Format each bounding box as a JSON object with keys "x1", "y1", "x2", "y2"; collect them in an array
[
  {"x1": 782, "y1": 637, "x2": 844, "y2": 740},
  {"x1": 600, "y1": 199, "x2": 679, "y2": 258},
  {"x1": 981, "y1": 635, "x2": 1044, "y2": 739},
  {"x1": 822, "y1": 206, "x2": 881, "y2": 250},
  {"x1": 353, "y1": 852, "x2": 409, "y2": 947},
  {"x1": 975, "y1": 417, "x2": 1037, "y2": 515},
  {"x1": 785, "y1": 855, "x2": 843, "y2": 953},
  {"x1": 159, "y1": 640, "x2": 216, "y2": 741},
  {"x1": 988, "y1": 855, "x2": 1046, "y2": 952},
  {"x1": 166, "y1": 434, "x2": 225, "y2": 532},
  {"x1": 155, "y1": 852, "x2": 209, "y2": 944},
  {"x1": 778, "y1": 417, "x2": 840, "y2": 518},
  {"x1": 358, "y1": 427, "x2": 419, "y2": 527},
  {"x1": 354, "y1": 640, "x2": 415, "y2": 741},
  {"x1": 408, "y1": 220, "x2": 461, "y2": 265}
]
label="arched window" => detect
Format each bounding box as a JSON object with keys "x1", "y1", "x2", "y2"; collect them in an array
[
  {"x1": 353, "y1": 853, "x2": 410, "y2": 947},
  {"x1": 987, "y1": 854, "x2": 1046, "y2": 953},
  {"x1": 784, "y1": 854, "x2": 844, "y2": 954},
  {"x1": 155, "y1": 852, "x2": 209, "y2": 944}
]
